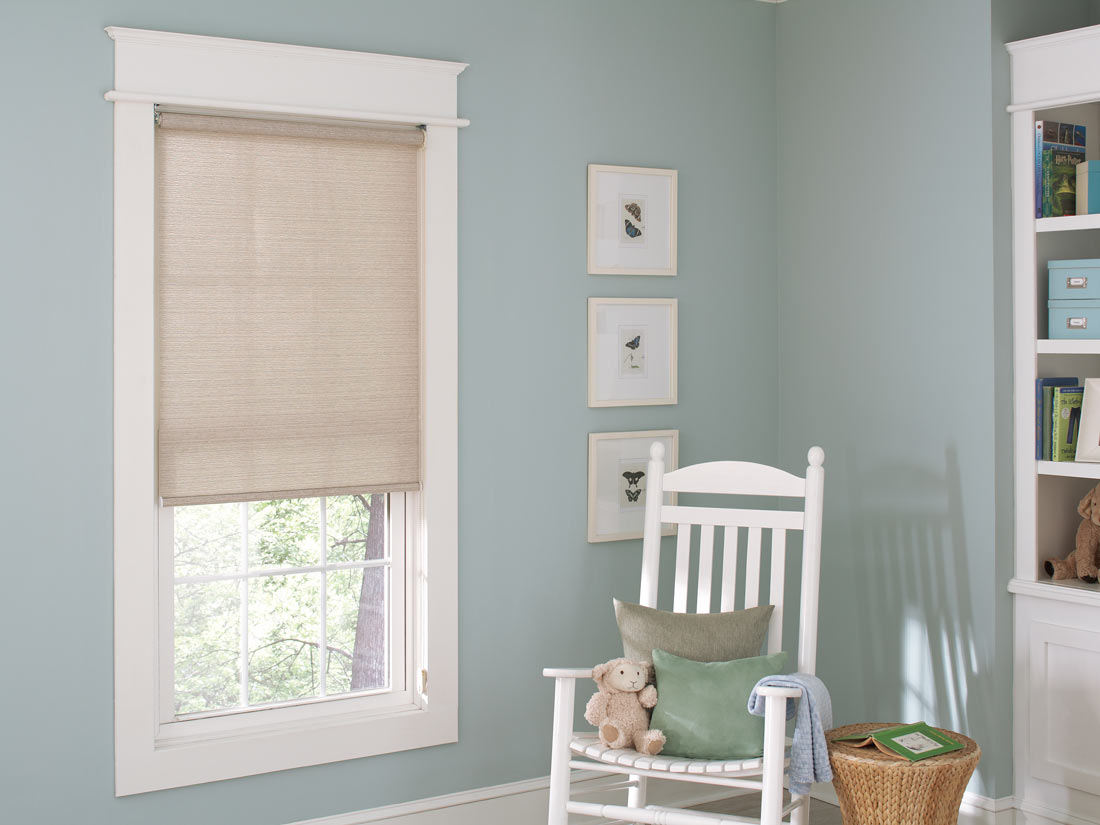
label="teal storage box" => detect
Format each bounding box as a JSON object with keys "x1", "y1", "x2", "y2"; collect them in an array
[
  {"x1": 1049, "y1": 259, "x2": 1100, "y2": 300},
  {"x1": 1078, "y1": 162, "x2": 1100, "y2": 215},
  {"x1": 1048, "y1": 299, "x2": 1100, "y2": 339}
]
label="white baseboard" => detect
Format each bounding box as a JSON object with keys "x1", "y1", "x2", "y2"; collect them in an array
[
  {"x1": 287, "y1": 772, "x2": 730, "y2": 825},
  {"x1": 287, "y1": 772, "x2": 1017, "y2": 825},
  {"x1": 1017, "y1": 800, "x2": 1100, "y2": 825}
]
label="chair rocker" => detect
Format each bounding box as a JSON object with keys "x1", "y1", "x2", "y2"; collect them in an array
[{"x1": 543, "y1": 443, "x2": 825, "y2": 825}]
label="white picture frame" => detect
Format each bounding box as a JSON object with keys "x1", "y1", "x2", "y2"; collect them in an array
[
  {"x1": 587, "y1": 164, "x2": 677, "y2": 276},
  {"x1": 1077, "y1": 378, "x2": 1100, "y2": 462},
  {"x1": 588, "y1": 430, "x2": 679, "y2": 543},
  {"x1": 588, "y1": 297, "x2": 677, "y2": 407}
]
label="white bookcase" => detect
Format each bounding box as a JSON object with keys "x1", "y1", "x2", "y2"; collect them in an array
[{"x1": 1008, "y1": 25, "x2": 1100, "y2": 825}]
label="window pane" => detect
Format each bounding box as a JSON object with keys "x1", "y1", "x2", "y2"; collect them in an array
[
  {"x1": 327, "y1": 494, "x2": 385, "y2": 562},
  {"x1": 326, "y1": 567, "x2": 387, "y2": 694},
  {"x1": 247, "y1": 573, "x2": 322, "y2": 705},
  {"x1": 173, "y1": 502, "x2": 241, "y2": 576},
  {"x1": 248, "y1": 498, "x2": 321, "y2": 569},
  {"x1": 174, "y1": 580, "x2": 240, "y2": 714}
]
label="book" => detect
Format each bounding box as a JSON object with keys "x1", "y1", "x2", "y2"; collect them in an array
[
  {"x1": 1037, "y1": 121, "x2": 1059, "y2": 217},
  {"x1": 1036, "y1": 377, "x2": 1078, "y2": 459},
  {"x1": 1035, "y1": 121, "x2": 1087, "y2": 217},
  {"x1": 832, "y1": 722, "x2": 964, "y2": 762},
  {"x1": 1052, "y1": 385, "x2": 1084, "y2": 461},
  {"x1": 1049, "y1": 145, "x2": 1087, "y2": 216}
]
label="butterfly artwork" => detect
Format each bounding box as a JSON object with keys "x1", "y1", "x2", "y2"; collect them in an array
[
  {"x1": 625, "y1": 489, "x2": 641, "y2": 502},
  {"x1": 619, "y1": 326, "x2": 647, "y2": 377},
  {"x1": 624, "y1": 202, "x2": 642, "y2": 221},
  {"x1": 624, "y1": 219, "x2": 643, "y2": 239},
  {"x1": 622, "y1": 470, "x2": 645, "y2": 488}
]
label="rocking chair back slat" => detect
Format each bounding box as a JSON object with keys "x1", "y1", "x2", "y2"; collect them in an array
[
  {"x1": 743, "y1": 527, "x2": 762, "y2": 609},
  {"x1": 673, "y1": 524, "x2": 691, "y2": 613},
  {"x1": 720, "y1": 527, "x2": 738, "y2": 611},
  {"x1": 767, "y1": 530, "x2": 787, "y2": 655},
  {"x1": 660, "y1": 504, "x2": 803, "y2": 531},
  {"x1": 696, "y1": 525, "x2": 715, "y2": 614}
]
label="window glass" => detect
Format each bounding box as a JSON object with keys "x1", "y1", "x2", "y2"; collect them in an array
[{"x1": 172, "y1": 494, "x2": 393, "y2": 717}]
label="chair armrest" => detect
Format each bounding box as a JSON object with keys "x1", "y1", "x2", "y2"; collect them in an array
[
  {"x1": 542, "y1": 667, "x2": 593, "y2": 679},
  {"x1": 755, "y1": 685, "x2": 803, "y2": 699}
]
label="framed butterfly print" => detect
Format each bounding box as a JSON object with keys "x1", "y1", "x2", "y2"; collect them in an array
[
  {"x1": 588, "y1": 430, "x2": 678, "y2": 543},
  {"x1": 588, "y1": 298, "x2": 677, "y2": 407},
  {"x1": 587, "y1": 164, "x2": 677, "y2": 276}
]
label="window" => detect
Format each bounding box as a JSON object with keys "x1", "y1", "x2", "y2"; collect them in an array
[
  {"x1": 109, "y1": 27, "x2": 466, "y2": 795},
  {"x1": 167, "y1": 494, "x2": 405, "y2": 718}
]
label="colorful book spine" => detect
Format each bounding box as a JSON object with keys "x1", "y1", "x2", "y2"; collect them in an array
[
  {"x1": 1036, "y1": 377, "x2": 1078, "y2": 459},
  {"x1": 1043, "y1": 148, "x2": 1052, "y2": 217},
  {"x1": 1052, "y1": 386, "x2": 1084, "y2": 461},
  {"x1": 1035, "y1": 121, "x2": 1086, "y2": 217},
  {"x1": 1050, "y1": 145, "x2": 1087, "y2": 217},
  {"x1": 1037, "y1": 121, "x2": 1059, "y2": 217}
]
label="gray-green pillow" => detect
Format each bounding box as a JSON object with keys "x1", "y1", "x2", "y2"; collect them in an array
[
  {"x1": 614, "y1": 599, "x2": 773, "y2": 663},
  {"x1": 650, "y1": 649, "x2": 788, "y2": 760}
]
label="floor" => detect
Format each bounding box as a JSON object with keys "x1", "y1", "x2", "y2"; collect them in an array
[{"x1": 692, "y1": 793, "x2": 843, "y2": 825}]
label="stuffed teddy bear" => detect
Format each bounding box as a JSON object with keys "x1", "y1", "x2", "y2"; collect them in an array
[
  {"x1": 1045, "y1": 483, "x2": 1100, "y2": 583},
  {"x1": 584, "y1": 657, "x2": 666, "y2": 755}
]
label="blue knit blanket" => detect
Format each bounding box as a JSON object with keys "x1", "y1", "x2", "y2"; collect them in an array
[{"x1": 747, "y1": 673, "x2": 833, "y2": 796}]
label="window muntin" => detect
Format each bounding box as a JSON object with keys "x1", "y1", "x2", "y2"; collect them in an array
[{"x1": 166, "y1": 493, "x2": 405, "y2": 720}]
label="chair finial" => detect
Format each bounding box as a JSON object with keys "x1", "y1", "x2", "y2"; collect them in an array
[
  {"x1": 808, "y1": 446, "x2": 824, "y2": 467},
  {"x1": 650, "y1": 441, "x2": 665, "y2": 461}
]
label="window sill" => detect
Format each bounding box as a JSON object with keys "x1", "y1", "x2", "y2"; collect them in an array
[{"x1": 120, "y1": 696, "x2": 456, "y2": 795}]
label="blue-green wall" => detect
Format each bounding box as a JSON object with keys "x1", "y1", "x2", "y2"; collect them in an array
[
  {"x1": 0, "y1": 1, "x2": 777, "y2": 823},
  {"x1": 775, "y1": 0, "x2": 1095, "y2": 799}
]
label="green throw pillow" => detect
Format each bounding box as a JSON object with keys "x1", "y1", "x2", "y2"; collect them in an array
[
  {"x1": 650, "y1": 648, "x2": 788, "y2": 760},
  {"x1": 614, "y1": 599, "x2": 773, "y2": 663}
]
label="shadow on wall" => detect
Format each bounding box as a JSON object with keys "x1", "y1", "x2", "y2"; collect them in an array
[{"x1": 843, "y1": 445, "x2": 990, "y2": 744}]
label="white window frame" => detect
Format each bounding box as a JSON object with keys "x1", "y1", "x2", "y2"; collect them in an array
[{"x1": 109, "y1": 27, "x2": 466, "y2": 796}]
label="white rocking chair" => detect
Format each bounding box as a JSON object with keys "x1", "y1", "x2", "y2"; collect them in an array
[{"x1": 543, "y1": 443, "x2": 825, "y2": 825}]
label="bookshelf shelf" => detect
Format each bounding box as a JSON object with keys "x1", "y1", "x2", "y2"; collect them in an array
[
  {"x1": 1036, "y1": 339, "x2": 1100, "y2": 354},
  {"x1": 1008, "y1": 576, "x2": 1100, "y2": 607},
  {"x1": 1036, "y1": 213, "x2": 1100, "y2": 232},
  {"x1": 1037, "y1": 460, "x2": 1100, "y2": 478}
]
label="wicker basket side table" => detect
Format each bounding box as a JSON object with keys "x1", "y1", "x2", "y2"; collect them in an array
[{"x1": 827, "y1": 723, "x2": 981, "y2": 825}]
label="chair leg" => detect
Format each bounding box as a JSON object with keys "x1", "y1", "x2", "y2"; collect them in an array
[
  {"x1": 547, "y1": 677, "x2": 576, "y2": 825},
  {"x1": 760, "y1": 695, "x2": 787, "y2": 825},
  {"x1": 791, "y1": 793, "x2": 810, "y2": 825},
  {"x1": 627, "y1": 774, "x2": 647, "y2": 808}
]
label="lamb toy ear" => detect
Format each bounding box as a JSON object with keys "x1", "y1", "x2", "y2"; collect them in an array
[
  {"x1": 591, "y1": 662, "x2": 612, "y2": 686},
  {"x1": 1082, "y1": 485, "x2": 1100, "y2": 526}
]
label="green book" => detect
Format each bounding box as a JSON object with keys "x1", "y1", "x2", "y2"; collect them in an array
[
  {"x1": 1052, "y1": 386, "x2": 1084, "y2": 461},
  {"x1": 831, "y1": 722, "x2": 963, "y2": 762},
  {"x1": 1051, "y1": 145, "x2": 1086, "y2": 216},
  {"x1": 1043, "y1": 385, "x2": 1055, "y2": 460}
]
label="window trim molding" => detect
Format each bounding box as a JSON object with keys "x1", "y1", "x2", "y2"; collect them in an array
[{"x1": 109, "y1": 27, "x2": 465, "y2": 796}]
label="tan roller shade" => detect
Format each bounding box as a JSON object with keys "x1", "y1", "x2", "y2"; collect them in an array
[{"x1": 155, "y1": 112, "x2": 423, "y2": 506}]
